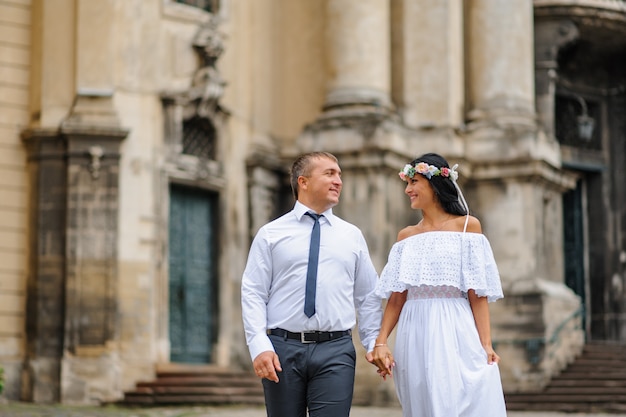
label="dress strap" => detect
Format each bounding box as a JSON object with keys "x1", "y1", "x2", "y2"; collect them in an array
[{"x1": 463, "y1": 214, "x2": 470, "y2": 233}]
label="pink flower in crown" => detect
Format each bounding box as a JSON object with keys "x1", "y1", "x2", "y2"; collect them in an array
[
  {"x1": 399, "y1": 172, "x2": 407, "y2": 181},
  {"x1": 415, "y1": 162, "x2": 430, "y2": 174},
  {"x1": 441, "y1": 167, "x2": 450, "y2": 177}
]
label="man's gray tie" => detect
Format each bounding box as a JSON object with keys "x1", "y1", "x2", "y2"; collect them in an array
[{"x1": 304, "y1": 212, "x2": 323, "y2": 318}]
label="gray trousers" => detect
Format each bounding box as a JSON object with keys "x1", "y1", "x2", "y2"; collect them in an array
[{"x1": 263, "y1": 333, "x2": 356, "y2": 417}]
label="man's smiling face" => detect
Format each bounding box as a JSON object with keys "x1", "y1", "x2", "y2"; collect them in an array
[{"x1": 298, "y1": 156, "x2": 343, "y2": 213}]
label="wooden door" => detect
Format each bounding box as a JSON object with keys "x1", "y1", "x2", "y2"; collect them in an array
[
  {"x1": 563, "y1": 181, "x2": 587, "y2": 333},
  {"x1": 169, "y1": 185, "x2": 218, "y2": 363}
]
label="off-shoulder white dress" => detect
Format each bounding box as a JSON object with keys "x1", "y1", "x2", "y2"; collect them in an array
[{"x1": 375, "y1": 231, "x2": 507, "y2": 417}]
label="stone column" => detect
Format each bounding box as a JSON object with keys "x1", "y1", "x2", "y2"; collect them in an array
[
  {"x1": 60, "y1": 117, "x2": 127, "y2": 404},
  {"x1": 23, "y1": 0, "x2": 129, "y2": 404},
  {"x1": 391, "y1": 0, "x2": 464, "y2": 129},
  {"x1": 75, "y1": 0, "x2": 115, "y2": 93},
  {"x1": 534, "y1": 19, "x2": 579, "y2": 137},
  {"x1": 297, "y1": 1, "x2": 407, "y2": 403},
  {"x1": 323, "y1": 0, "x2": 392, "y2": 114},
  {"x1": 21, "y1": 131, "x2": 68, "y2": 404},
  {"x1": 299, "y1": 0, "x2": 404, "y2": 265},
  {"x1": 22, "y1": 0, "x2": 126, "y2": 404},
  {"x1": 466, "y1": 0, "x2": 535, "y2": 130},
  {"x1": 22, "y1": 98, "x2": 127, "y2": 405},
  {"x1": 464, "y1": 0, "x2": 583, "y2": 391},
  {"x1": 55, "y1": 0, "x2": 128, "y2": 404}
]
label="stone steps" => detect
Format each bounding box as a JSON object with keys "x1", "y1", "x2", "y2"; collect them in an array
[
  {"x1": 121, "y1": 364, "x2": 265, "y2": 406},
  {"x1": 505, "y1": 341, "x2": 626, "y2": 413}
]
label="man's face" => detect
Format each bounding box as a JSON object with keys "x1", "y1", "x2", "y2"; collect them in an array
[{"x1": 299, "y1": 157, "x2": 343, "y2": 212}]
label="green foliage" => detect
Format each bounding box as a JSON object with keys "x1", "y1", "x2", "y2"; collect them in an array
[{"x1": 0, "y1": 366, "x2": 4, "y2": 394}]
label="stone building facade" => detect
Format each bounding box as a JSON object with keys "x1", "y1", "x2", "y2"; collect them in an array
[{"x1": 0, "y1": 0, "x2": 624, "y2": 405}]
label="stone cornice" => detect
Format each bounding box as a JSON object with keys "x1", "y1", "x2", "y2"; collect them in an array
[
  {"x1": 21, "y1": 126, "x2": 128, "y2": 167},
  {"x1": 60, "y1": 124, "x2": 129, "y2": 140},
  {"x1": 164, "y1": 154, "x2": 225, "y2": 190},
  {"x1": 470, "y1": 159, "x2": 579, "y2": 192},
  {"x1": 535, "y1": 0, "x2": 626, "y2": 14},
  {"x1": 535, "y1": 0, "x2": 626, "y2": 34}
]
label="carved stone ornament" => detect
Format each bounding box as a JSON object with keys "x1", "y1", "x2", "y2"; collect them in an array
[{"x1": 188, "y1": 16, "x2": 227, "y2": 120}]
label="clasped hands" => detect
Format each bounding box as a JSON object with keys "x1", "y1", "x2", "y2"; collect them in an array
[
  {"x1": 253, "y1": 344, "x2": 400, "y2": 383},
  {"x1": 367, "y1": 344, "x2": 395, "y2": 380}
]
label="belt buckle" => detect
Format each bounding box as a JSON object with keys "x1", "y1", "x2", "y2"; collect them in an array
[{"x1": 300, "y1": 331, "x2": 317, "y2": 343}]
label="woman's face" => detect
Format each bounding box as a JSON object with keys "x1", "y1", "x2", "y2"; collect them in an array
[{"x1": 404, "y1": 174, "x2": 437, "y2": 210}]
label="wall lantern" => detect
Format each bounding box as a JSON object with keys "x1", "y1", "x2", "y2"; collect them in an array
[{"x1": 576, "y1": 96, "x2": 595, "y2": 141}]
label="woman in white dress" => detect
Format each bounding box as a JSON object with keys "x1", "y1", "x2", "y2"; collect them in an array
[{"x1": 371, "y1": 153, "x2": 507, "y2": 417}]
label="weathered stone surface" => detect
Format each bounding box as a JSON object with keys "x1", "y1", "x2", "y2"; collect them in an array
[{"x1": 1, "y1": 0, "x2": 625, "y2": 407}]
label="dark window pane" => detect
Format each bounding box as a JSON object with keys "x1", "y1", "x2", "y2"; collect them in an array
[
  {"x1": 182, "y1": 116, "x2": 217, "y2": 160},
  {"x1": 175, "y1": 0, "x2": 215, "y2": 13}
]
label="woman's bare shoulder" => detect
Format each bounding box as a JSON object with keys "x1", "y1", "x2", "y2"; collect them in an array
[
  {"x1": 397, "y1": 224, "x2": 420, "y2": 242},
  {"x1": 459, "y1": 215, "x2": 482, "y2": 233}
]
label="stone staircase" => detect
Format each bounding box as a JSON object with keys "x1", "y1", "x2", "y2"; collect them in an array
[
  {"x1": 121, "y1": 364, "x2": 265, "y2": 406},
  {"x1": 505, "y1": 341, "x2": 626, "y2": 413}
]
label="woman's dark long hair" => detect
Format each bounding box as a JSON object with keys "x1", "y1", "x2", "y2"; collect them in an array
[{"x1": 410, "y1": 153, "x2": 467, "y2": 216}]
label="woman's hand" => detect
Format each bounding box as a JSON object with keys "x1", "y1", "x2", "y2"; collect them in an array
[
  {"x1": 371, "y1": 344, "x2": 395, "y2": 380},
  {"x1": 484, "y1": 345, "x2": 500, "y2": 364}
]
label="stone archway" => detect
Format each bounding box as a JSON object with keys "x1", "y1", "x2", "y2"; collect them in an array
[{"x1": 535, "y1": 2, "x2": 626, "y2": 342}]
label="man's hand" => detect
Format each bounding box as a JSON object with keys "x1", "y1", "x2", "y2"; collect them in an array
[
  {"x1": 253, "y1": 351, "x2": 282, "y2": 383},
  {"x1": 366, "y1": 350, "x2": 391, "y2": 380},
  {"x1": 371, "y1": 345, "x2": 395, "y2": 380}
]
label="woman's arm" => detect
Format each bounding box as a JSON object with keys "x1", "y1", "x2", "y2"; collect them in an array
[
  {"x1": 371, "y1": 290, "x2": 407, "y2": 377},
  {"x1": 467, "y1": 289, "x2": 500, "y2": 364}
]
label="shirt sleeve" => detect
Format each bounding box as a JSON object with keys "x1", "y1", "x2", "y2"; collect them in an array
[
  {"x1": 352, "y1": 232, "x2": 383, "y2": 352},
  {"x1": 241, "y1": 227, "x2": 275, "y2": 361}
]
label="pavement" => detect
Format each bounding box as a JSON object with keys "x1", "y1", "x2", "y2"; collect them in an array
[{"x1": 0, "y1": 402, "x2": 623, "y2": 417}]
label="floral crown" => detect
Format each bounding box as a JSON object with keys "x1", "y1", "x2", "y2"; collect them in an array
[{"x1": 399, "y1": 162, "x2": 459, "y2": 182}]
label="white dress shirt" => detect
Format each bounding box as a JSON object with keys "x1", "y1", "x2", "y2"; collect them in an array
[{"x1": 241, "y1": 201, "x2": 382, "y2": 361}]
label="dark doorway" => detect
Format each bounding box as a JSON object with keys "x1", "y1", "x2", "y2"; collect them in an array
[
  {"x1": 168, "y1": 185, "x2": 218, "y2": 363},
  {"x1": 563, "y1": 180, "x2": 587, "y2": 335}
]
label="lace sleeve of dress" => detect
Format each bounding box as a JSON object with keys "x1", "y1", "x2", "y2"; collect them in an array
[
  {"x1": 460, "y1": 235, "x2": 504, "y2": 302},
  {"x1": 374, "y1": 242, "x2": 408, "y2": 299}
]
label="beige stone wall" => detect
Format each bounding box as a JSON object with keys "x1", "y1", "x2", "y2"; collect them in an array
[
  {"x1": 217, "y1": 0, "x2": 334, "y2": 368},
  {"x1": 0, "y1": 0, "x2": 610, "y2": 405},
  {"x1": 106, "y1": 0, "x2": 328, "y2": 391},
  {"x1": 0, "y1": 0, "x2": 31, "y2": 398},
  {"x1": 114, "y1": 0, "x2": 181, "y2": 388}
]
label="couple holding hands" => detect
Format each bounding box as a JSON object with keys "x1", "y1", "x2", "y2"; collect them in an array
[{"x1": 241, "y1": 151, "x2": 507, "y2": 417}]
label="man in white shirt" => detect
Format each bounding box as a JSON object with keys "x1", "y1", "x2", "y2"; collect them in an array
[{"x1": 241, "y1": 151, "x2": 382, "y2": 417}]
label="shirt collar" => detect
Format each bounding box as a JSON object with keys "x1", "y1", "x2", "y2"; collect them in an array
[{"x1": 294, "y1": 201, "x2": 335, "y2": 225}]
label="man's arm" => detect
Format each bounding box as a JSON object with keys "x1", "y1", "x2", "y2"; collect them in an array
[
  {"x1": 352, "y1": 234, "x2": 383, "y2": 353},
  {"x1": 241, "y1": 228, "x2": 281, "y2": 381}
]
